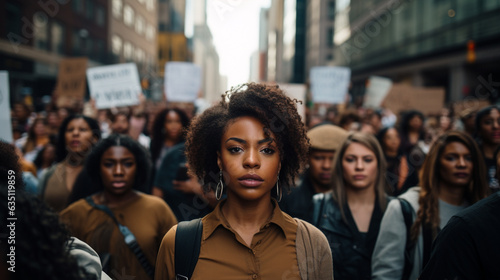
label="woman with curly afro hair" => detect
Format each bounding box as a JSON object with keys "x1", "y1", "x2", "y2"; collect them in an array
[{"x1": 155, "y1": 83, "x2": 333, "y2": 280}]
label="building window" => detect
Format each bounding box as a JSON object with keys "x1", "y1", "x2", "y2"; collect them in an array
[
  {"x1": 328, "y1": 1, "x2": 335, "y2": 20},
  {"x1": 135, "y1": 48, "x2": 145, "y2": 62},
  {"x1": 146, "y1": 0, "x2": 155, "y2": 11},
  {"x1": 327, "y1": 27, "x2": 334, "y2": 47},
  {"x1": 135, "y1": 16, "x2": 145, "y2": 35},
  {"x1": 72, "y1": 0, "x2": 84, "y2": 14},
  {"x1": 124, "y1": 42, "x2": 133, "y2": 60},
  {"x1": 146, "y1": 24, "x2": 155, "y2": 41},
  {"x1": 51, "y1": 21, "x2": 65, "y2": 54},
  {"x1": 124, "y1": 5, "x2": 135, "y2": 27},
  {"x1": 112, "y1": 0, "x2": 123, "y2": 19},
  {"x1": 6, "y1": 2, "x2": 22, "y2": 36},
  {"x1": 72, "y1": 30, "x2": 81, "y2": 53},
  {"x1": 112, "y1": 35, "x2": 122, "y2": 55},
  {"x1": 85, "y1": 0, "x2": 94, "y2": 19},
  {"x1": 96, "y1": 5, "x2": 105, "y2": 26},
  {"x1": 34, "y1": 15, "x2": 48, "y2": 50}
]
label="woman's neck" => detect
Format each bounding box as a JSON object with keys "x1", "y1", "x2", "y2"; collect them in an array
[
  {"x1": 346, "y1": 185, "x2": 376, "y2": 206},
  {"x1": 385, "y1": 149, "x2": 398, "y2": 157},
  {"x1": 438, "y1": 183, "x2": 466, "y2": 206},
  {"x1": 98, "y1": 190, "x2": 138, "y2": 208},
  {"x1": 482, "y1": 142, "x2": 498, "y2": 159},
  {"x1": 222, "y1": 195, "x2": 274, "y2": 229},
  {"x1": 164, "y1": 137, "x2": 179, "y2": 147}
]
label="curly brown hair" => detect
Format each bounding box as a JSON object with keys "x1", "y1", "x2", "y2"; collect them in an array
[{"x1": 185, "y1": 83, "x2": 309, "y2": 194}]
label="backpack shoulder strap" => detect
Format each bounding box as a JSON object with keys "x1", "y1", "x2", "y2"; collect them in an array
[
  {"x1": 175, "y1": 218, "x2": 203, "y2": 280},
  {"x1": 399, "y1": 198, "x2": 415, "y2": 280}
]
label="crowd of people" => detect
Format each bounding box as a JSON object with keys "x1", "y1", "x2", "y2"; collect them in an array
[{"x1": 1, "y1": 83, "x2": 500, "y2": 279}]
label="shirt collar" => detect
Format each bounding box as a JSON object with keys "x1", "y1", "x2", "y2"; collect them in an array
[{"x1": 203, "y1": 198, "x2": 291, "y2": 241}]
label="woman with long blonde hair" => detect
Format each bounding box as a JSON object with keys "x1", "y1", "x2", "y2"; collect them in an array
[{"x1": 312, "y1": 132, "x2": 390, "y2": 280}]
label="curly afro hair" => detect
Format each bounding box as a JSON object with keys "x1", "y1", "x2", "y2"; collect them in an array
[{"x1": 185, "y1": 83, "x2": 309, "y2": 193}]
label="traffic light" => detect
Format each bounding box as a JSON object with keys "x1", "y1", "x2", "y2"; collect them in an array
[{"x1": 467, "y1": 40, "x2": 476, "y2": 63}]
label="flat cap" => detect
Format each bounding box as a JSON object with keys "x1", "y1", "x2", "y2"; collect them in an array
[{"x1": 307, "y1": 124, "x2": 348, "y2": 151}]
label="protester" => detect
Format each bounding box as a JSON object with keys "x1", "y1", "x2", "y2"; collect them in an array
[
  {"x1": 155, "y1": 83, "x2": 333, "y2": 279},
  {"x1": 474, "y1": 105, "x2": 500, "y2": 192},
  {"x1": 39, "y1": 115, "x2": 101, "y2": 212},
  {"x1": 376, "y1": 127, "x2": 419, "y2": 196},
  {"x1": 15, "y1": 116, "x2": 50, "y2": 162},
  {"x1": 312, "y1": 132, "x2": 391, "y2": 280},
  {"x1": 419, "y1": 190, "x2": 500, "y2": 279},
  {"x1": 280, "y1": 123, "x2": 348, "y2": 222},
  {"x1": 33, "y1": 143, "x2": 57, "y2": 178},
  {"x1": 152, "y1": 142, "x2": 217, "y2": 221},
  {"x1": 399, "y1": 110, "x2": 427, "y2": 152},
  {"x1": 60, "y1": 134, "x2": 177, "y2": 280},
  {"x1": 0, "y1": 140, "x2": 107, "y2": 280},
  {"x1": 372, "y1": 131, "x2": 489, "y2": 280},
  {"x1": 149, "y1": 108, "x2": 190, "y2": 171}
]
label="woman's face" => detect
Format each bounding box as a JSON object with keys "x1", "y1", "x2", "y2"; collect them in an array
[
  {"x1": 479, "y1": 109, "x2": 500, "y2": 145},
  {"x1": 342, "y1": 142, "x2": 378, "y2": 190},
  {"x1": 100, "y1": 146, "x2": 137, "y2": 196},
  {"x1": 217, "y1": 116, "x2": 281, "y2": 202},
  {"x1": 64, "y1": 118, "x2": 96, "y2": 154},
  {"x1": 164, "y1": 111, "x2": 183, "y2": 140},
  {"x1": 439, "y1": 141, "x2": 473, "y2": 188},
  {"x1": 43, "y1": 145, "x2": 56, "y2": 163},
  {"x1": 383, "y1": 128, "x2": 400, "y2": 153},
  {"x1": 409, "y1": 115, "x2": 423, "y2": 131},
  {"x1": 33, "y1": 121, "x2": 47, "y2": 137}
]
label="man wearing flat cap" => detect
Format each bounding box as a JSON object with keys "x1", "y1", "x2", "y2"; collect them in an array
[{"x1": 279, "y1": 124, "x2": 348, "y2": 223}]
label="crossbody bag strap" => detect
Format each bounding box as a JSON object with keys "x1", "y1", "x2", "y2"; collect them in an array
[
  {"x1": 85, "y1": 196, "x2": 155, "y2": 278},
  {"x1": 175, "y1": 218, "x2": 203, "y2": 280},
  {"x1": 399, "y1": 198, "x2": 415, "y2": 280}
]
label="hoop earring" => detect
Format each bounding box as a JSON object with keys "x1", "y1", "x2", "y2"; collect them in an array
[
  {"x1": 215, "y1": 170, "x2": 224, "y2": 200},
  {"x1": 276, "y1": 176, "x2": 282, "y2": 202}
]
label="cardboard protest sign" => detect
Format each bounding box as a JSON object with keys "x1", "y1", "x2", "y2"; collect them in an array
[
  {"x1": 364, "y1": 76, "x2": 393, "y2": 108},
  {"x1": 382, "y1": 84, "x2": 445, "y2": 115},
  {"x1": 54, "y1": 58, "x2": 88, "y2": 107},
  {"x1": 453, "y1": 99, "x2": 490, "y2": 116},
  {"x1": 279, "y1": 83, "x2": 307, "y2": 123},
  {"x1": 0, "y1": 71, "x2": 13, "y2": 143},
  {"x1": 310, "y1": 66, "x2": 351, "y2": 104},
  {"x1": 164, "y1": 62, "x2": 201, "y2": 102},
  {"x1": 87, "y1": 63, "x2": 141, "y2": 109}
]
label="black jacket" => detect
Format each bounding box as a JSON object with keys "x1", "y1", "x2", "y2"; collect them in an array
[
  {"x1": 279, "y1": 175, "x2": 317, "y2": 223},
  {"x1": 312, "y1": 193, "x2": 392, "y2": 280}
]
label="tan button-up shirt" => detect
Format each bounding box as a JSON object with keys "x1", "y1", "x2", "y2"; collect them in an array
[{"x1": 155, "y1": 199, "x2": 301, "y2": 280}]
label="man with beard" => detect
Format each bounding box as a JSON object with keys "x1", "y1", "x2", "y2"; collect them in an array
[{"x1": 279, "y1": 124, "x2": 348, "y2": 222}]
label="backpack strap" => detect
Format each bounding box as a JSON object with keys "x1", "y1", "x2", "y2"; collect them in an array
[
  {"x1": 399, "y1": 198, "x2": 415, "y2": 280},
  {"x1": 85, "y1": 196, "x2": 155, "y2": 278},
  {"x1": 175, "y1": 218, "x2": 203, "y2": 280}
]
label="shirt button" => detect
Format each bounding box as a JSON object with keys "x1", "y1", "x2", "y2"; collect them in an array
[
  {"x1": 248, "y1": 249, "x2": 252, "y2": 253},
  {"x1": 353, "y1": 245, "x2": 357, "y2": 249},
  {"x1": 252, "y1": 274, "x2": 258, "y2": 279}
]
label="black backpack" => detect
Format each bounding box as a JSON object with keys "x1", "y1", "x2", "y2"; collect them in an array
[{"x1": 174, "y1": 218, "x2": 203, "y2": 280}]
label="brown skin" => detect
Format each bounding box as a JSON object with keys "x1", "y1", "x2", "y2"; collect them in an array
[
  {"x1": 383, "y1": 128, "x2": 401, "y2": 157},
  {"x1": 308, "y1": 149, "x2": 335, "y2": 193},
  {"x1": 111, "y1": 114, "x2": 130, "y2": 134},
  {"x1": 94, "y1": 146, "x2": 139, "y2": 207},
  {"x1": 217, "y1": 116, "x2": 281, "y2": 246},
  {"x1": 438, "y1": 142, "x2": 472, "y2": 206},
  {"x1": 164, "y1": 111, "x2": 183, "y2": 147},
  {"x1": 479, "y1": 109, "x2": 500, "y2": 159}
]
